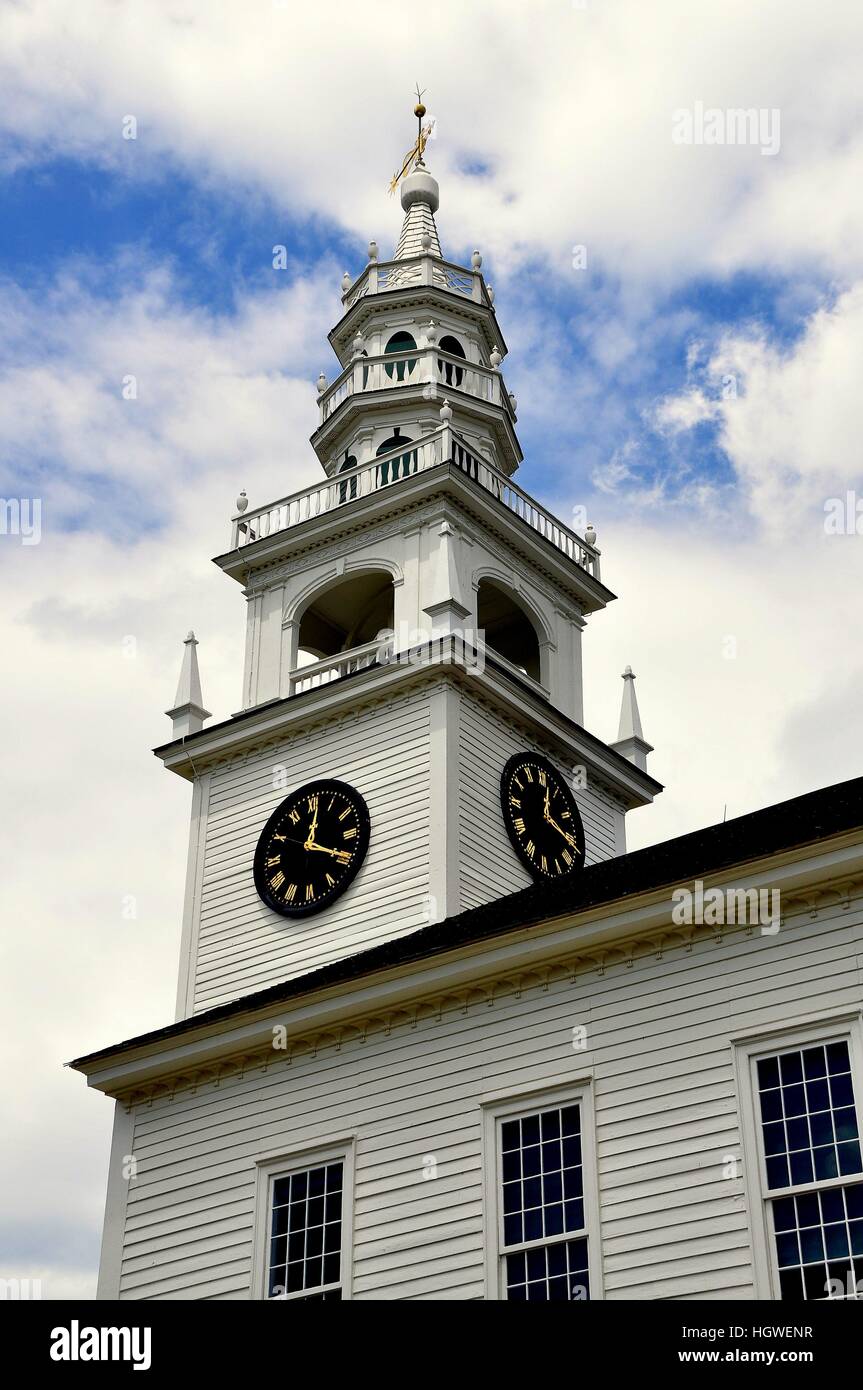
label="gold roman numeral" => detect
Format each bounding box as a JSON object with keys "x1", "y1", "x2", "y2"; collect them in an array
[
  {"x1": 510, "y1": 796, "x2": 521, "y2": 809},
  {"x1": 338, "y1": 807, "x2": 351, "y2": 821},
  {"x1": 526, "y1": 839, "x2": 535, "y2": 859},
  {"x1": 272, "y1": 834, "x2": 286, "y2": 842},
  {"x1": 513, "y1": 816, "x2": 526, "y2": 834},
  {"x1": 305, "y1": 884, "x2": 315, "y2": 901},
  {"x1": 289, "y1": 809, "x2": 300, "y2": 825},
  {"x1": 343, "y1": 827, "x2": 357, "y2": 839},
  {"x1": 540, "y1": 855, "x2": 548, "y2": 872},
  {"x1": 285, "y1": 884, "x2": 297, "y2": 902},
  {"x1": 524, "y1": 767, "x2": 533, "y2": 783},
  {"x1": 269, "y1": 870, "x2": 286, "y2": 892},
  {"x1": 325, "y1": 873, "x2": 335, "y2": 887},
  {"x1": 538, "y1": 769, "x2": 547, "y2": 788},
  {"x1": 562, "y1": 849, "x2": 572, "y2": 866},
  {"x1": 266, "y1": 856, "x2": 280, "y2": 868}
]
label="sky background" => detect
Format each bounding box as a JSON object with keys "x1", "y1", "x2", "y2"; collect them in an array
[{"x1": 1, "y1": 0, "x2": 861, "y2": 1298}]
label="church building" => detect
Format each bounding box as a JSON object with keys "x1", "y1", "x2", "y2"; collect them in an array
[{"x1": 71, "y1": 109, "x2": 863, "y2": 1303}]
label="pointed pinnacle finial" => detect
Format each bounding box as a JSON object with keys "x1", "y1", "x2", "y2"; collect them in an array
[
  {"x1": 166, "y1": 630, "x2": 211, "y2": 740},
  {"x1": 610, "y1": 665, "x2": 653, "y2": 773}
]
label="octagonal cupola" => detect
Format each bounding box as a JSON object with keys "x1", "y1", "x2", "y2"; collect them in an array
[{"x1": 311, "y1": 116, "x2": 521, "y2": 485}]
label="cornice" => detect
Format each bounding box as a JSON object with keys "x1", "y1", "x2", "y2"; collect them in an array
[{"x1": 108, "y1": 869, "x2": 863, "y2": 1109}]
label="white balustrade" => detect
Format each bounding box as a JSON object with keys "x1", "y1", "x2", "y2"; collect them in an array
[
  {"x1": 289, "y1": 639, "x2": 382, "y2": 695},
  {"x1": 318, "y1": 347, "x2": 507, "y2": 424},
  {"x1": 231, "y1": 428, "x2": 601, "y2": 581}
]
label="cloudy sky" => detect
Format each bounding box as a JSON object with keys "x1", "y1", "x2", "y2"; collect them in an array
[{"x1": 1, "y1": 0, "x2": 861, "y2": 1299}]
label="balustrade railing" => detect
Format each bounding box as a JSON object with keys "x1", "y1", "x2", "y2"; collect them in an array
[
  {"x1": 230, "y1": 428, "x2": 601, "y2": 580},
  {"x1": 318, "y1": 347, "x2": 510, "y2": 424},
  {"x1": 289, "y1": 639, "x2": 381, "y2": 695}
]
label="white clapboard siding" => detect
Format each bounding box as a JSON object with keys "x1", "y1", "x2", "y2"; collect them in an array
[
  {"x1": 188, "y1": 692, "x2": 433, "y2": 1012},
  {"x1": 117, "y1": 896, "x2": 863, "y2": 1300},
  {"x1": 457, "y1": 692, "x2": 619, "y2": 910}
]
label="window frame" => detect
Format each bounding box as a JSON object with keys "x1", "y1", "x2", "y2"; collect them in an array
[
  {"x1": 251, "y1": 1137, "x2": 356, "y2": 1302},
  {"x1": 734, "y1": 1012, "x2": 863, "y2": 1301},
  {"x1": 481, "y1": 1081, "x2": 603, "y2": 1301}
]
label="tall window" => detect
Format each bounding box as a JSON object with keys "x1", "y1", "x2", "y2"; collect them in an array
[
  {"x1": 751, "y1": 1035, "x2": 863, "y2": 1300},
  {"x1": 265, "y1": 1158, "x2": 345, "y2": 1300},
  {"x1": 438, "y1": 333, "x2": 465, "y2": 387},
  {"x1": 492, "y1": 1096, "x2": 594, "y2": 1301}
]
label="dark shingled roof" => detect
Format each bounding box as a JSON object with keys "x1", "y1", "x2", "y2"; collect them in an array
[{"x1": 69, "y1": 773, "x2": 863, "y2": 1071}]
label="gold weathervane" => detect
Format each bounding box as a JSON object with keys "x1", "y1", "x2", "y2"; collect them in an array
[{"x1": 389, "y1": 85, "x2": 436, "y2": 194}]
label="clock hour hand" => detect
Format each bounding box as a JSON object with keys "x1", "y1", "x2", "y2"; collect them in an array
[{"x1": 303, "y1": 840, "x2": 352, "y2": 863}]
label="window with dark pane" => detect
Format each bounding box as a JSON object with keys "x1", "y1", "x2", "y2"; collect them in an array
[
  {"x1": 499, "y1": 1102, "x2": 590, "y2": 1301},
  {"x1": 267, "y1": 1160, "x2": 344, "y2": 1300},
  {"x1": 757, "y1": 1041, "x2": 863, "y2": 1301}
]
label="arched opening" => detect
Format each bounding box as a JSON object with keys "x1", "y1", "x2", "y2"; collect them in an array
[
  {"x1": 337, "y1": 451, "x2": 358, "y2": 505},
  {"x1": 296, "y1": 571, "x2": 395, "y2": 667},
  {"x1": 477, "y1": 579, "x2": 542, "y2": 683},
  {"x1": 438, "y1": 333, "x2": 466, "y2": 388},
  {"x1": 384, "y1": 330, "x2": 418, "y2": 382},
  {"x1": 376, "y1": 427, "x2": 415, "y2": 485}
]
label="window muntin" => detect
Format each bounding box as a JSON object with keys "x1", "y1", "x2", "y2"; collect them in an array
[
  {"x1": 757, "y1": 1041, "x2": 862, "y2": 1191},
  {"x1": 754, "y1": 1037, "x2": 863, "y2": 1301},
  {"x1": 267, "y1": 1159, "x2": 344, "y2": 1301},
  {"x1": 498, "y1": 1102, "x2": 591, "y2": 1301}
]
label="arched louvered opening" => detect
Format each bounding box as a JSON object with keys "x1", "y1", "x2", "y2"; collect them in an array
[
  {"x1": 337, "y1": 452, "x2": 358, "y2": 505},
  {"x1": 296, "y1": 571, "x2": 395, "y2": 666},
  {"x1": 477, "y1": 579, "x2": 542, "y2": 683},
  {"x1": 384, "y1": 330, "x2": 418, "y2": 382},
  {"x1": 438, "y1": 333, "x2": 466, "y2": 388},
  {"x1": 375, "y1": 427, "x2": 415, "y2": 486}
]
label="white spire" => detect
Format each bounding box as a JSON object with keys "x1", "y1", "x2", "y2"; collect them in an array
[
  {"x1": 166, "y1": 631, "x2": 211, "y2": 739},
  {"x1": 610, "y1": 665, "x2": 653, "y2": 772}
]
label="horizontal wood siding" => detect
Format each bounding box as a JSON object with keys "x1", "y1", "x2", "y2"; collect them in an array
[
  {"x1": 118, "y1": 894, "x2": 863, "y2": 1299},
  {"x1": 457, "y1": 692, "x2": 619, "y2": 911},
  {"x1": 191, "y1": 692, "x2": 433, "y2": 1012}
]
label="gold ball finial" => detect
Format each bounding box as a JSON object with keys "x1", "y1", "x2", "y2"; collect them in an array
[{"x1": 414, "y1": 101, "x2": 426, "y2": 118}]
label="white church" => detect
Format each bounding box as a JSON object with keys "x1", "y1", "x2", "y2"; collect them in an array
[{"x1": 72, "y1": 111, "x2": 863, "y2": 1303}]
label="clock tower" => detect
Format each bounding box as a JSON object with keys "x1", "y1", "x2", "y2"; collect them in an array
[{"x1": 158, "y1": 117, "x2": 660, "y2": 1020}]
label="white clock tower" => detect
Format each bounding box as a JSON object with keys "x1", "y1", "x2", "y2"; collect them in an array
[{"x1": 158, "y1": 116, "x2": 660, "y2": 1021}]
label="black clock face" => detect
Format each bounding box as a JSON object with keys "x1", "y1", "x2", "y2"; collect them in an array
[
  {"x1": 500, "y1": 753, "x2": 586, "y2": 883},
  {"x1": 253, "y1": 779, "x2": 370, "y2": 917}
]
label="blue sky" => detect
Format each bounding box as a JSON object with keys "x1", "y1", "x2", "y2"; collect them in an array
[{"x1": 1, "y1": 0, "x2": 861, "y2": 1302}]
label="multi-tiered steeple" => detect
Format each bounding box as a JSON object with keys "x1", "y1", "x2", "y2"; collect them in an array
[{"x1": 157, "y1": 106, "x2": 660, "y2": 1017}]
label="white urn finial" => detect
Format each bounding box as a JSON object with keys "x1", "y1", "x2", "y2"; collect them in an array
[
  {"x1": 316, "y1": 371, "x2": 328, "y2": 395},
  {"x1": 368, "y1": 239, "x2": 378, "y2": 262},
  {"x1": 425, "y1": 318, "x2": 438, "y2": 346},
  {"x1": 486, "y1": 284, "x2": 495, "y2": 305},
  {"x1": 490, "y1": 345, "x2": 502, "y2": 370},
  {"x1": 508, "y1": 391, "x2": 517, "y2": 414},
  {"x1": 236, "y1": 489, "x2": 248, "y2": 514},
  {"x1": 352, "y1": 330, "x2": 365, "y2": 358},
  {"x1": 341, "y1": 271, "x2": 352, "y2": 293},
  {"x1": 439, "y1": 399, "x2": 453, "y2": 423},
  {"x1": 585, "y1": 523, "x2": 597, "y2": 546},
  {"x1": 420, "y1": 231, "x2": 432, "y2": 251},
  {"x1": 471, "y1": 248, "x2": 482, "y2": 270}
]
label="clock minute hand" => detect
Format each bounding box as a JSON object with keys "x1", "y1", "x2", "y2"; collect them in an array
[{"x1": 543, "y1": 801, "x2": 583, "y2": 854}]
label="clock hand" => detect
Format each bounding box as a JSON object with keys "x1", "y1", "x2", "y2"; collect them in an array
[
  {"x1": 542, "y1": 800, "x2": 582, "y2": 853},
  {"x1": 307, "y1": 798, "x2": 319, "y2": 847},
  {"x1": 303, "y1": 841, "x2": 352, "y2": 863}
]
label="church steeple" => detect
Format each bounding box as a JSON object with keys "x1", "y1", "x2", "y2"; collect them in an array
[{"x1": 153, "y1": 102, "x2": 660, "y2": 1015}]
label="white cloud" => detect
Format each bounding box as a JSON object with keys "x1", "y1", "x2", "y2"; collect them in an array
[
  {"x1": 0, "y1": 0, "x2": 862, "y2": 288},
  {"x1": 2, "y1": 0, "x2": 863, "y2": 1301}
]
